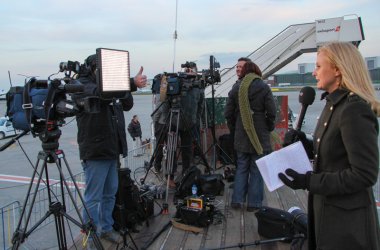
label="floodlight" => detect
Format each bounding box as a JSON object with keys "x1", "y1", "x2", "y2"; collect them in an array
[{"x1": 96, "y1": 48, "x2": 131, "y2": 99}]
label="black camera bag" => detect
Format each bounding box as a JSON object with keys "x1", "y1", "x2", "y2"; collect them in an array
[
  {"x1": 178, "y1": 206, "x2": 213, "y2": 228},
  {"x1": 175, "y1": 165, "x2": 201, "y2": 198},
  {"x1": 113, "y1": 168, "x2": 152, "y2": 231},
  {"x1": 175, "y1": 196, "x2": 215, "y2": 228},
  {"x1": 255, "y1": 206, "x2": 295, "y2": 240},
  {"x1": 199, "y1": 174, "x2": 224, "y2": 196}
]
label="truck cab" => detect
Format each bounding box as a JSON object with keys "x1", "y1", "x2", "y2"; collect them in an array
[{"x1": 0, "y1": 117, "x2": 19, "y2": 139}]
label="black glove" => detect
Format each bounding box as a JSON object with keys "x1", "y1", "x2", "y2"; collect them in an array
[
  {"x1": 133, "y1": 137, "x2": 136, "y2": 141},
  {"x1": 283, "y1": 129, "x2": 306, "y2": 147},
  {"x1": 278, "y1": 169, "x2": 311, "y2": 190},
  {"x1": 283, "y1": 129, "x2": 314, "y2": 159}
]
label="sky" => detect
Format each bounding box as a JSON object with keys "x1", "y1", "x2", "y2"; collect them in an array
[{"x1": 1, "y1": 0, "x2": 380, "y2": 92}]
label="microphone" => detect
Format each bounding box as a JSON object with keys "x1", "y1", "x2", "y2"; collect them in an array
[{"x1": 296, "y1": 86, "x2": 316, "y2": 131}]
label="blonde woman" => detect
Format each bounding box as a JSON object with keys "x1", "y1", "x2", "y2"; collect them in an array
[{"x1": 279, "y1": 42, "x2": 380, "y2": 250}]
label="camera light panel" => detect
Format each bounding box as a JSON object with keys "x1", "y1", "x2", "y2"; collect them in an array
[{"x1": 97, "y1": 48, "x2": 131, "y2": 94}]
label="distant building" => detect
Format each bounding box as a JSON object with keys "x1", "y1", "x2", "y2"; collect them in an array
[
  {"x1": 298, "y1": 63, "x2": 315, "y2": 74},
  {"x1": 365, "y1": 57, "x2": 380, "y2": 70},
  {"x1": 273, "y1": 58, "x2": 380, "y2": 85}
]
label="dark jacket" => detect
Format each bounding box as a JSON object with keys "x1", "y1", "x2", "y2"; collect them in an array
[
  {"x1": 128, "y1": 119, "x2": 142, "y2": 139},
  {"x1": 74, "y1": 76, "x2": 134, "y2": 160},
  {"x1": 308, "y1": 89, "x2": 380, "y2": 250},
  {"x1": 224, "y1": 78, "x2": 276, "y2": 154},
  {"x1": 155, "y1": 78, "x2": 202, "y2": 131}
]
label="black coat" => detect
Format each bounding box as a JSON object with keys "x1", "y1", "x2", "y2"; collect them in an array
[
  {"x1": 128, "y1": 120, "x2": 142, "y2": 139},
  {"x1": 224, "y1": 78, "x2": 276, "y2": 154},
  {"x1": 308, "y1": 89, "x2": 380, "y2": 250},
  {"x1": 74, "y1": 76, "x2": 134, "y2": 160}
]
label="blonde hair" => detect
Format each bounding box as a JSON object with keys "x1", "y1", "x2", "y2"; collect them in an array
[{"x1": 318, "y1": 42, "x2": 380, "y2": 116}]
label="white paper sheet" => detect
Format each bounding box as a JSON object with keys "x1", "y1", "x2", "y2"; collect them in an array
[{"x1": 256, "y1": 141, "x2": 312, "y2": 192}]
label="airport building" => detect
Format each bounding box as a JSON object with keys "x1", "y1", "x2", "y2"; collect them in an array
[{"x1": 273, "y1": 57, "x2": 380, "y2": 86}]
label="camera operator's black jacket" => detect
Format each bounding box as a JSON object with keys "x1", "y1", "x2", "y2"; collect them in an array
[{"x1": 74, "y1": 76, "x2": 134, "y2": 160}]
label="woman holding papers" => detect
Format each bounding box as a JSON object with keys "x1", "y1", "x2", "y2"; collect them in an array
[
  {"x1": 279, "y1": 42, "x2": 380, "y2": 250},
  {"x1": 224, "y1": 58, "x2": 276, "y2": 212}
]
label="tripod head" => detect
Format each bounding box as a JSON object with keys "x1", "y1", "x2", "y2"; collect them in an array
[{"x1": 37, "y1": 121, "x2": 63, "y2": 160}]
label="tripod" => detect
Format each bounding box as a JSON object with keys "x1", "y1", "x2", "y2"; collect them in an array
[
  {"x1": 204, "y1": 79, "x2": 234, "y2": 170},
  {"x1": 141, "y1": 98, "x2": 211, "y2": 210},
  {"x1": 11, "y1": 124, "x2": 103, "y2": 250}
]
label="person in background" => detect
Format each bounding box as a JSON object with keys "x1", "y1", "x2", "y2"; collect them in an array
[
  {"x1": 279, "y1": 42, "x2": 380, "y2": 250},
  {"x1": 74, "y1": 54, "x2": 147, "y2": 249},
  {"x1": 128, "y1": 114, "x2": 143, "y2": 157},
  {"x1": 224, "y1": 58, "x2": 276, "y2": 212}
]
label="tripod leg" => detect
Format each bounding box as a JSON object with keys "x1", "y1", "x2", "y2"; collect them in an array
[
  {"x1": 52, "y1": 204, "x2": 67, "y2": 249},
  {"x1": 126, "y1": 229, "x2": 139, "y2": 250},
  {"x1": 140, "y1": 120, "x2": 169, "y2": 185},
  {"x1": 57, "y1": 153, "x2": 104, "y2": 249},
  {"x1": 162, "y1": 131, "x2": 178, "y2": 213},
  {"x1": 12, "y1": 156, "x2": 47, "y2": 247}
]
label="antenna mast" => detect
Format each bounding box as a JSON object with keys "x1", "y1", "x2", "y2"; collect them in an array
[
  {"x1": 8, "y1": 70, "x2": 13, "y2": 87},
  {"x1": 172, "y1": 0, "x2": 179, "y2": 72}
]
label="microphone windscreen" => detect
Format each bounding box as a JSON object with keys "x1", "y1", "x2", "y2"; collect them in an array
[{"x1": 299, "y1": 86, "x2": 316, "y2": 106}]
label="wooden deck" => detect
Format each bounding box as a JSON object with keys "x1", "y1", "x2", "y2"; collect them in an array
[{"x1": 73, "y1": 163, "x2": 308, "y2": 250}]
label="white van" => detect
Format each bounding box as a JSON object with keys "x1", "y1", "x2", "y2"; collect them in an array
[{"x1": 0, "y1": 117, "x2": 19, "y2": 139}]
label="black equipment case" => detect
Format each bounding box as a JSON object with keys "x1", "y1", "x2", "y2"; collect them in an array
[
  {"x1": 199, "y1": 174, "x2": 224, "y2": 196},
  {"x1": 255, "y1": 206, "x2": 295, "y2": 239}
]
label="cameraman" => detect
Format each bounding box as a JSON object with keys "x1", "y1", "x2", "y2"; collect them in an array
[
  {"x1": 73, "y1": 54, "x2": 147, "y2": 248},
  {"x1": 153, "y1": 63, "x2": 203, "y2": 185}
]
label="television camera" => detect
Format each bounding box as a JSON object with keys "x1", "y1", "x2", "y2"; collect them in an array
[
  {"x1": 5, "y1": 48, "x2": 132, "y2": 137},
  {"x1": 6, "y1": 74, "x2": 83, "y2": 135},
  {"x1": 152, "y1": 55, "x2": 221, "y2": 98},
  {"x1": 201, "y1": 55, "x2": 221, "y2": 85}
]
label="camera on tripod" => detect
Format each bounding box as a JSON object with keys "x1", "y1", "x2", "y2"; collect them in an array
[
  {"x1": 152, "y1": 55, "x2": 220, "y2": 99},
  {"x1": 181, "y1": 61, "x2": 197, "y2": 69},
  {"x1": 5, "y1": 48, "x2": 132, "y2": 136},
  {"x1": 201, "y1": 55, "x2": 221, "y2": 85},
  {"x1": 5, "y1": 76, "x2": 83, "y2": 134}
]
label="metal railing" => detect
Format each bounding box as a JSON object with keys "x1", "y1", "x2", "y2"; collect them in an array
[
  {"x1": 0, "y1": 172, "x2": 85, "y2": 249},
  {"x1": 0, "y1": 201, "x2": 21, "y2": 250},
  {"x1": 124, "y1": 141, "x2": 154, "y2": 183}
]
